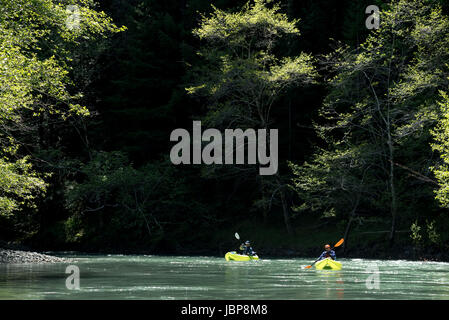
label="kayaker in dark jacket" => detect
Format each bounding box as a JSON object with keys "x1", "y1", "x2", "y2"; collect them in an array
[
  {"x1": 317, "y1": 244, "x2": 336, "y2": 260},
  {"x1": 239, "y1": 240, "x2": 255, "y2": 256}
]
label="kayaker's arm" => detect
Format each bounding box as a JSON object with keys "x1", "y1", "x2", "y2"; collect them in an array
[{"x1": 330, "y1": 250, "x2": 337, "y2": 260}]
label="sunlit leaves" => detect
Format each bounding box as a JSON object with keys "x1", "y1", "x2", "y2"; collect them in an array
[
  {"x1": 188, "y1": 0, "x2": 316, "y2": 129},
  {"x1": 193, "y1": 0, "x2": 299, "y2": 51},
  {"x1": 431, "y1": 91, "x2": 449, "y2": 207},
  {"x1": 0, "y1": 156, "x2": 47, "y2": 216},
  {"x1": 0, "y1": 0, "x2": 122, "y2": 217}
]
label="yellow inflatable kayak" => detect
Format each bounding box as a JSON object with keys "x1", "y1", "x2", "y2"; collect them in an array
[
  {"x1": 315, "y1": 258, "x2": 342, "y2": 270},
  {"x1": 225, "y1": 251, "x2": 259, "y2": 261}
]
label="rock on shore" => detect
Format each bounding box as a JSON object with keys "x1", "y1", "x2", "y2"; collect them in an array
[{"x1": 0, "y1": 248, "x2": 67, "y2": 264}]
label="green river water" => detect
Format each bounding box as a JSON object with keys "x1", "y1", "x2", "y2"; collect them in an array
[{"x1": 1, "y1": 254, "x2": 449, "y2": 299}]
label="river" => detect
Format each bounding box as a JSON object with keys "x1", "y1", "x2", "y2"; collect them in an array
[{"x1": 1, "y1": 254, "x2": 449, "y2": 299}]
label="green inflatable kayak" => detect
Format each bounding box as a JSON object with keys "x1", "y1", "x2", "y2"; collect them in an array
[
  {"x1": 315, "y1": 258, "x2": 342, "y2": 270},
  {"x1": 225, "y1": 251, "x2": 259, "y2": 261}
]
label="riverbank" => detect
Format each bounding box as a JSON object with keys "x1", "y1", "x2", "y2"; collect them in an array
[
  {"x1": 36, "y1": 243, "x2": 447, "y2": 263},
  {"x1": 0, "y1": 248, "x2": 67, "y2": 264},
  {"x1": 5, "y1": 216, "x2": 448, "y2": 263},
  {"x1": 0, "y1": 245, "x2": 446, "y2": 264}
]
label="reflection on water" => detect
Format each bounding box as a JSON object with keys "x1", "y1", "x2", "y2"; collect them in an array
[
  {"x1": 1, "y1": 255, "x2": 449, "y2": 299},
  {"x1": 316, "y1": 271, "x2": 344, "y2": 299}
]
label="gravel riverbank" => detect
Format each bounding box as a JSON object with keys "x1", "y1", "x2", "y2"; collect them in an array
[{"x1": 0, "y1": 248, "x2": 67, "y2": 264}]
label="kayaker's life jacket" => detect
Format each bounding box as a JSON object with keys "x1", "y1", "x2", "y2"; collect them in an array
[
  {"x1": 240, "y1": 244, "x2": 255, "y2": 256},
  {"x1": 318, "y1": 250, "x2": 336, "y2": 261}
]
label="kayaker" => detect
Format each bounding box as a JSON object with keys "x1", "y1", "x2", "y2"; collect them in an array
[
  {"x1": 239, "y1": 240, "x2": 255, "y2": 256},
  {"x1": 317, "y1": 244, "x2": 336, "y2": 261}
]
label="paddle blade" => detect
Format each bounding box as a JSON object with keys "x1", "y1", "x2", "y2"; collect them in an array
[
  {"x1": 304, "y1": 265, "x2": 312, "y2": 269},
  {"x1": 235, "y1": 232, "x2": 240, "y2": 240},
  {"x1": 334, "y1": 238, "x2": 344, "y2": 248}
]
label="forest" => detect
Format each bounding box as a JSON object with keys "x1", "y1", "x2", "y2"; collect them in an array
[{"x1": 1, "y1": 0, "x2": 449, "y2": 260}]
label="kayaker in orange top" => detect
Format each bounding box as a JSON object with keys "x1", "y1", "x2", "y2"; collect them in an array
[{"x1": 317, "y1": 244, "x2": 337, "y2": 261}]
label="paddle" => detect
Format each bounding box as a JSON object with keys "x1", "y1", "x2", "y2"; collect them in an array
[
  {"x1": 234, "y1": 232, "x2": 242, "y2": 251},
  {"x1": 304, "y1": 238, "x2": 344, "y2": 269}
]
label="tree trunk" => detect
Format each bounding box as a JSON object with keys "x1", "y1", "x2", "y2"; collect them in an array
[
  {"x1": 259, "y1": 178, "x2": 269, "y2": 224},
  {"x1": 388, "y1": 139, "x2": 397, "y2": 247},
  {"x1": 288, "y1": 99, "x2": 292, "y2": 159},
  {"x1": 276, "y1": 175, "x2": 294, "y2": 235},
  {"x1": 386, "y1": 30, "x2": 397, "y2": 247},
  {"x1": 280, "y1": 188, "x2": 294, "y2": 235},
  {"x1": 265, "y1": 117, "x2": 293, "y2": 235},
  {"x1": 343, "y1": 195, "x2": 360, "y2": 254},
  {"x1": 343, "y1": 217, "x2": 352, "y2": 254}
]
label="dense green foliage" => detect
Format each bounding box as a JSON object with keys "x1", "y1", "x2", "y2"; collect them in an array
[
  {"x1": 432, "y1": 91, "x2": 449, "y2": 207},
  {"x1": 2, "y1": 0, "x2": 449, "y2": 257},
  {"x1": 291, "y1": 0, "x2": 449, "y2": 249},
  {"x1": 0, "y1": 0, "x2": 122, "y2": 240},
  {"x1": 186, "y1": 0, "x2": 317, "y2": 235}
]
